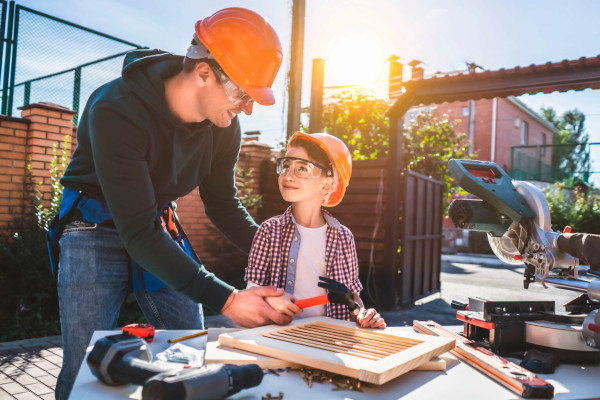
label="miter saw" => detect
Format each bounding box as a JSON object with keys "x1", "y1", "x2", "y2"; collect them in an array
[{"x1": 446, "y1": 159, "x2": 600, "y2": 372}]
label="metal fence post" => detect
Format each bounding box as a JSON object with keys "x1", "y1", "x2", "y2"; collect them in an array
[
  {"x1": 1, "y1": 0, "x2": 14, "y2": 115},
  {"x1": 537, "y1": 145, "x2": 542, "y2": 181},
  {"x1": 510, "y1": 146, "x2": 514, "y2": 177},
  {"x1": 73, "y1": 67, "x2": 81, "y2": 125},
  {"x1": 6, "y1": 2, "x2": 18, "y2": 116},
  {"x1": 23, "y1": 80, "x2": 28, "y2": 105},
  {"x1": 0, "y1": 1, "x2": 7, "y2": 108}
]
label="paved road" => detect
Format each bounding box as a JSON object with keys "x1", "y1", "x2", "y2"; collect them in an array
[{"x1": 0, "y1": 254, "x2": 591, "y2": 399}]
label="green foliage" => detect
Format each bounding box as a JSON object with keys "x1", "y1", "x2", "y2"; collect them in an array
[
  {"x1": 0, "y1": 214, "x2": 60, "y2": 341},
  {"x1": 545, "y1": 183, "x2": 600, "y2": 234},
  {"x1": 235, "y1": 166, "x2": 262, "y2": 210},
  {"x1": 540, "y1": 107, "x2": 590, "y2": 182},
  {"x1": 403, "y1": 108, "x2": 473, "y2": 209},
  {"x1": 0, "y1": 136, "x2": 71, "y2": 341},
  {"x1": 320, "y1": 89, "x2": 392, "y2": 160},
  {"x1": 33, "y1": 136, "x2": 71, "y2": 230}
]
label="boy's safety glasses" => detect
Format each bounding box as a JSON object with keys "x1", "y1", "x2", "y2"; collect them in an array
[
  {"x1": 211, "y1": 65, "x2": 254, "y2": 108},
  {"x1": 276, "y1": 157, "x2": 333, "y2": 179}
]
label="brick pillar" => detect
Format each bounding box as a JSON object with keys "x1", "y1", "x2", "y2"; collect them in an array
[
  {"x1": 0, "y1": 116, "x2": 30, "y2": 228},
  {"x1": 238, "y1": 138, "x2": 274, "y2": 217},
  {"x1": 19, "y1": 102, "x2": 76, "y2": 209}
]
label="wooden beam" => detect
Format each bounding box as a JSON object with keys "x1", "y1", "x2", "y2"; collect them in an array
[
  {"x1": 381, "y1": 116, "x2": 404, "y2": 309},
  {"x1": 286, "y1": 0, "x2": 305, "y2": 139},
  {"x1": 308, "y1": 58, "x2": 324, "y2": 133}
]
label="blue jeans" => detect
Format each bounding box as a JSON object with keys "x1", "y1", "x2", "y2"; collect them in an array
[{"x1": 55, "y1": 221, "x2": 204, "y2": 400}]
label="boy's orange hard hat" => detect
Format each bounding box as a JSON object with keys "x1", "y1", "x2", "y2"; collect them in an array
[
  {"x1": 288, "y1": 131, "x2": 352, "y2": 207},
  {"x1": 195, "y1": 8, "x2": 283, "y2": 106}
]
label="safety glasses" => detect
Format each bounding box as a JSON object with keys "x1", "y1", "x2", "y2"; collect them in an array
[
  {"x1": 276, "y1": 157, "x2": 333, "y2": 179},
  {"x1": 211, "y1": 65, "x2": 254, "y2": 108}
]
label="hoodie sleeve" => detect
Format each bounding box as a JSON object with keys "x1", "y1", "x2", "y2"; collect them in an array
[
  {"x1": 199, "y1": 117, "x2": 258, "y2": 254},
  {"x1": 88, "y1": 101, "x2": 234, "y2": 311}
]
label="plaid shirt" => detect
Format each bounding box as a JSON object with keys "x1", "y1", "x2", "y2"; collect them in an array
[{"x1": 245, "y1": 206, "x2": 362, "y2": 320}]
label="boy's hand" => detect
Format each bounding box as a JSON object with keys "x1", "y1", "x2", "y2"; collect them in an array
[
  {"x1": 265, "y1": 292, "x2": 303, "y2": 317},
  {"x1": 220, "y1": 286, "x2": 293, "y2": 328},
  {"x1": 356, "y1": 308, "x2": 386, "y2": 329}
]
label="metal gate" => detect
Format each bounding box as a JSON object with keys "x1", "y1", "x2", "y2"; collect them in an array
[
  {"x1": 379, "y1": 115, "x2": 445, "y2": 310},
  {"x1": 399, "y1": 170, "x2": 443, "y2": 305}
]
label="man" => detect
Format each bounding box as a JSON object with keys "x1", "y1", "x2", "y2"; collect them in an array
[{"x1": 50, "y1": 8, "x2": 291, "y2": 399}]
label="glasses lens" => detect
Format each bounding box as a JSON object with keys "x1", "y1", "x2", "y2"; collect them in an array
[
  {"x1": 292, "y1": 160, "x2": 314, "y2": 178},
  {"x1": 276, "y1": 158, "x2": 288, "y2": 175},
  {"x1": 215, "y1": 67, "x2": 253, "y2": 107},
  {"x1": 277, "y1": 158, "x2": 322, "y2": 178}
]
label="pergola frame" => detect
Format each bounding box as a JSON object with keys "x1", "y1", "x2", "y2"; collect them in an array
[{"x1": 381, "y1": 55, "x2": 600, "y2": 308}]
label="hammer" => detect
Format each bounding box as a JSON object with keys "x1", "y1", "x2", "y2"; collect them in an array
[{"x1": 293, "y1": 276, "x2": 360, "y2": 317}]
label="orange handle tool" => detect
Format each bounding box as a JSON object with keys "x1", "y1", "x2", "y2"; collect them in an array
[{"x1": 294, "y1": 294, "x2": 330, "y2": 309}]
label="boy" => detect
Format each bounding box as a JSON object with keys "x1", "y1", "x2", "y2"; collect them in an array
[{"x1": 245, "y1": 131, "x2": 386, "y2": 328}]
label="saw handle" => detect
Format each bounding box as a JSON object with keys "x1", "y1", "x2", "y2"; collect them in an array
[
  {"x1": 451, "y1": 300, "x2": 468, "y2": 310},
  {"x1": 294, "y1": 294, "x2": 329, "y2": 309}
]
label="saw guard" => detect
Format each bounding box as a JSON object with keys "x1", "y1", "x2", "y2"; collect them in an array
[
  {"x1": 487, "y1": 181, "x2": 549, "y2": 266},
  {"x1": 514, "y1": 181, "x2": 551, "y2": 231}
]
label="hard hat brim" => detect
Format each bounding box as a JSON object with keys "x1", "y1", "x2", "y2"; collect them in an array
[{"x1": 241, "y1": 85, "x2": 275, "y2": 106}]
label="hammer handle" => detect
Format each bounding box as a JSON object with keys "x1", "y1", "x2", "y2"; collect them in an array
[{"x1": 294, "y1": 294, "x2": 329, "y2": 309}]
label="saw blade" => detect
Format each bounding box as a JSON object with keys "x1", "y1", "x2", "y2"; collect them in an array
[{"x1": 488, "y1": 234, "x2": 523, "y2": 265}]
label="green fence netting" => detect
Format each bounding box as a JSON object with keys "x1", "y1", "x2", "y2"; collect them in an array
[{"x1": 0, "y1": 1, "x2": 145, "y2": 124}]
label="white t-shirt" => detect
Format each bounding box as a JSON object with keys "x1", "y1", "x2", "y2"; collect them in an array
[
  {"x1": 292, "y1": 223, "x2": 328, "y2": 318},
  {"x1": 246, "y1": 222, "x2": 328, "y2": 318}
]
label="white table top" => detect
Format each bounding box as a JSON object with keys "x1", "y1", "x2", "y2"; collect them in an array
[{"x1": 70, "y1": 326, "x2": 600, "y2": 400}]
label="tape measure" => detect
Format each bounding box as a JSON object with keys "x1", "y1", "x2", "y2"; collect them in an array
[{"x1": 122, "y1": 323, "x2": 155, "y2": 342}]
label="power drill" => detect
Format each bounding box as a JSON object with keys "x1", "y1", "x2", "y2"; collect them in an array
[{"x1": 87, "y1": 334, "x2": 263, "y2": 400}]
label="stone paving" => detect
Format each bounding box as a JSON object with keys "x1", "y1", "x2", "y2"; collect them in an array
[{"x1": 0, "y1": 336, "x2": 62, "y2": 400}]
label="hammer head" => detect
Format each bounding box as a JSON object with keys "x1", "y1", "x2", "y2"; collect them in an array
[{"x1": 318, "y1": 276, "x2": 360, "y2": 314}]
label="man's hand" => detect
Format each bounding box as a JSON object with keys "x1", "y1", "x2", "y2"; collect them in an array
[
  {"x1": 265, "y1": 292, "x2": 303, "y2": 317},
  {"x1": 356, "y1": 308, "x2": 386, "y2": 329},
  {"x1": 220, "y1": 286, "x2": 293, "y2": 328}
]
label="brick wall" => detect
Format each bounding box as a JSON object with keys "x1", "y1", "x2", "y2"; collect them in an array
[
  {"x1": 435, "y1": 97, "x2": 554, "y2": 171},
  {"x1": 0, "y1": 103, "x2": 76, "y2": 233}
]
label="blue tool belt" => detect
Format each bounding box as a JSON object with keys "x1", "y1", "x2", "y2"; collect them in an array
[{"x1": 46, "y1": 187, "x2": 199, "y2": 294}]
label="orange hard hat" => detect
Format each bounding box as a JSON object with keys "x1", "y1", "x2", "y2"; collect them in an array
[
  {"x1": 194, "y1": 8, "x2": 282, "y2": 106},
  {"x1": 287, "y1": 131, "x2": 352, "y2": 207}
]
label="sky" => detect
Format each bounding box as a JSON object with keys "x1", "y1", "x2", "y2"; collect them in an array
[{"x1": 15, "y1": 0, "x2": 600, "y2": 174}]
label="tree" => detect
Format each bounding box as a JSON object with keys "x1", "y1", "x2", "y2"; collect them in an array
[
  {"x1": 316, "y1": 88, "x2": 472, "y2": 208},
  {"x1": 320, "y1": 89, "x2": 391, "y2": 160},
  {"x1": 540, "y1": 107, "x2": 590, "y2": 182},
  {"x1": 545, "y1": 183, "x2": 600, "y2": 235},
  {"x1": 401, "y1": 108, "x2": 472, "y2": 207}
]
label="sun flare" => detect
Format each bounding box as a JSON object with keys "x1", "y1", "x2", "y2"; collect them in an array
[{"x1": 326, "y1": 33, "x2": 387, "y2": 88}]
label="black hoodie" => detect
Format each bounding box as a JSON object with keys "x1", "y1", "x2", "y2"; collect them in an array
[{"x1": 61, "y1": 49, "x2": 258, "y2": 311}]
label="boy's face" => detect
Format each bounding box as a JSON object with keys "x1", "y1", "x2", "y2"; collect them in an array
[{"x1": 278, "y1": 146, "x2": 333, "y2": 206}]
